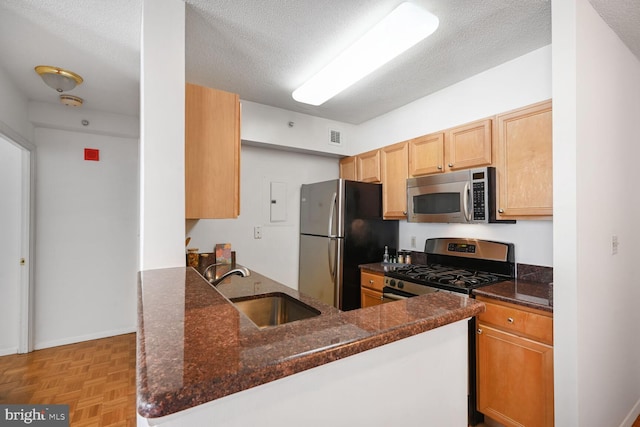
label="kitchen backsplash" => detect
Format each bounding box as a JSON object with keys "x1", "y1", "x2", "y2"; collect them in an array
[{"x1": 516, "y1": 263, "x2": 553, "y2": 284}]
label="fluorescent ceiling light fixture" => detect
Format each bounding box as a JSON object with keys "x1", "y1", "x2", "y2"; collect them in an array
[{"x1": 292, "y1": 2, "x2": 439, "y2": 106}]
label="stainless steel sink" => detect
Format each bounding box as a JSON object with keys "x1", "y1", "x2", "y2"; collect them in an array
[{"x1": 230, "y1": 292, "x2": 321, "y2": 329}]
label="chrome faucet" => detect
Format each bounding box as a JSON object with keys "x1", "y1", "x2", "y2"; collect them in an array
[{"x1": 203, "y1": 263, "x2": 250, "y2": 287}]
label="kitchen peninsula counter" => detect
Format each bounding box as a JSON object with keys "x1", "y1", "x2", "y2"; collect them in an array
[{"x1": 137, "y1": 266, "x2": 484, "y2": 422}]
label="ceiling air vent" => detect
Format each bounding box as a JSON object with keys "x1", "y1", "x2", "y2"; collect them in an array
[{"x1": 328, "y1": 128, "x2": 343, "y2": 146}]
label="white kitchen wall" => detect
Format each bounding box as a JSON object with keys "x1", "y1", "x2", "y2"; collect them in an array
[
  {"x1": 32, "y1": 123, "x2": 139, "y2": 349},
  {"x1": 0, "y1": 137, "x2": 22, "y2": 355},
  {"x1": 554, "y1": 1, "x2": 640, "y2": 425},
  {"x1": 187, "y1": 144, "x2": 338, "y2": 288},
  {"x1": 0, "y1": 64, "x2": 33, "y2": 142},
  {"x1": 241, "y1": 100, "x2": 356, "y2": 156}
]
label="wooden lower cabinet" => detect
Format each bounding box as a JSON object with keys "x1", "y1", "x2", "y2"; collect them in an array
[
  {"x1": 476, "y1": 297, "x2": 554, "y2": 427},
  {"x1": 360, "y1": 270, "x2": 384, "y2": 308},
  {"x1": 361, "y1": 286, "x2": 384, "y2": 307}
]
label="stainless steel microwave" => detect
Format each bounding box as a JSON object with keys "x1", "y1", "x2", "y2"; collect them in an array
[{"x1": 406, "y1": 166, "x2": 514, "y2": 224}]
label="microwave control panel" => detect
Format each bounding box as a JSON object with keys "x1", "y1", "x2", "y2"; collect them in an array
[{"x1": 471, "y1": 169, "x2": 488, "y2": 222}]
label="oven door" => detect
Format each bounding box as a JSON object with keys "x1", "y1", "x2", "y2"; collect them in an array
[
  {"x1": 407, "y1": 171, "x2": 472, "y2": 223},
  {"x1": 382, "y1": 286, "x2": 415, "y2": 303}
]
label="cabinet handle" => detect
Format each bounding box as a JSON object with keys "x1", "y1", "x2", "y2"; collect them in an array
[
  {"x1": 437, "y1": 165, "x2": 442, "y2": 170},
  {"x1": 448, "y1": 163, "x2": 453, "y2": 167},
  {"x1": 498, "y1": 209, "x2": 504, "y2": 214},
  {"x1": 369, "y1": 279, "x2": 374, "y2": 284},
  {"x1": 477, "y1": 328, "x2": 483, "y2": 335},
  {"x1": 402, "y1": 211, "x2": 407, "y2": 215},
  {"x1": 507, "y1": 317, "x2": 514, "y2": 324}
]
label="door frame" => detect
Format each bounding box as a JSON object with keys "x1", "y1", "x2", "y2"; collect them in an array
[{"x1": 1, "y1": 120, "x2": 35, "y2": 353}]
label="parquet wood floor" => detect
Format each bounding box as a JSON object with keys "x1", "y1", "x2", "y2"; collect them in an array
[{"x1": 0, "y1": 333, "x2": 136, "y2": 427}]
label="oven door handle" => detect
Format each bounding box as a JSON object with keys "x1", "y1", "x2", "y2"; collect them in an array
[{"x1": 383, "y1": 292, "x2": 409, "y2": 301}]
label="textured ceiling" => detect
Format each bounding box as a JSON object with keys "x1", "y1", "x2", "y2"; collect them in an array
[{"x1": 0, "y1": 1, "x2": 636, "y2": 124}]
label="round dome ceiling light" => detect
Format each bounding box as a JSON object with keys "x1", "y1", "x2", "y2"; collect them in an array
[
  {"x1": 59, "y1": 94, "x2": 83, "y2": 107},
  {"x1": 35, "y1": 65, "x2": 83, "y2": 92}
]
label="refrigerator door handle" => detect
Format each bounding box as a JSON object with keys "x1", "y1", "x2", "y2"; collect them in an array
[
  {"x1": 328, "y1": 192, "x2": 338, "y2": 238},
  {"x1": 327, "y1": 238, "x2": 336, "y2": 287}
]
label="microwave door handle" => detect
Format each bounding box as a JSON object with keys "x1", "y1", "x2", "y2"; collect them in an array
[{"x1": 463, "y1": 182, "x2": 471, "y2": 222}]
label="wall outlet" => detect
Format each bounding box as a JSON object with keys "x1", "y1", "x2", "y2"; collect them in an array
[
  {"x1": 411, "y1": 236, "x2": 416, "y2": 248},
  {"x1": 611, "y1": 235, "x2": 618, "y2": 255},
  {"x1": 254, "y1": 226, "x2": 262, "y2": 239}
]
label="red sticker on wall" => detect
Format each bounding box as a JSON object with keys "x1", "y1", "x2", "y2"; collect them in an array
[{"x1": 84, "y1": 148, "x2": 99, "y2": 161}]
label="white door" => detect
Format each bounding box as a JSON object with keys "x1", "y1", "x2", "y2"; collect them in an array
[{"x1": 0, "y1": 133, "x2": 33, "y2": 354}]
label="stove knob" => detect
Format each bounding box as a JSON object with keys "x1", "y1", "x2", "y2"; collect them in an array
[
  {"x1": 389, "y1": 279, "x2": 396, "y2": 287},
  {"x1": 397, "y1": 281, "x2": 404, "y2": 289}
]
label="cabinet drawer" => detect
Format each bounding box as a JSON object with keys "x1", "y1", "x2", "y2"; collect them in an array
[
  {"x1": 361, "y1": 271, "x2": 384, "y2": 291},
  {"x1": 477, "y1": 297, "x2": 553, "y2": 345}
]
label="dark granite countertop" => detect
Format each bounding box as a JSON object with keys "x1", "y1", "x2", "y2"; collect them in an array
[
  {"x1": 359, "y1": 262, "x2": 407, "y2": 274},
  {"x1": 137, "y1": 266, "x2": 484, "y2": 419},
  {"x1": 473, "y1": 279, "x2": 553, "y2": 312}
]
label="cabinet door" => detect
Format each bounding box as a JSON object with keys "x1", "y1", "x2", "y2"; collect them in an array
[
  {"x1": 495, "y1": 100, "x2": 552, "y2": 219},
  {"x1": 361, "y1": 287, "x2": 384, "y2": 308},
  {"x1": 339, "y1": 156, "x2": 357, "y2": 181},
  {"x1": 185, "y1": 84, "x2": 240, "y2": 219},
  {"x1": 445, "y1": 118, "x2": 492, "y2": 171},
  {"x1": 408, "y1": 132, "x2": 444, "y2": 176},
  {"x1": 381, "y1": 142, "x2": 409, "y2": 219},
  {"x1": 357, "y1": 150, "x2": 381, "y2": 183},
  {"x1": 477, "y1": 324, "x2": 554, "y2": 427}
]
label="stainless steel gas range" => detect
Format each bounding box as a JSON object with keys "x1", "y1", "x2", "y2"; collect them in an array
[
  {"x1": 383, "y1": 237, "x2": 515, "y2": 426},
  {"x1": 383, "y1": 237, "x2": 514, "y2": 299}
]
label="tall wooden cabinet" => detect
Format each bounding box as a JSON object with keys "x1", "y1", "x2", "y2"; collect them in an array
[
  {"x1": 381, "y1": 141, "x2": 409, "y2": 219},
  {"x1": 185, "y1": 84, "x2": 240, "y2": 219},
  {"x1": 494, "y1": 100, "x2": 553, "y2": 219},
  {"x1": 476, "y1": 296, "x2": 554, "y2": 427}
]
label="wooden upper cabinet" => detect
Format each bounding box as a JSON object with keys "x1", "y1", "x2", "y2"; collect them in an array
[
  {"x1": 185, "y1": 83, "x2": 240, "y2": 219},
  {"x1": 381, "y1": 141, "x2": 409, "y2": 219},
  {"x1": 445, "y1": 118, "x2": 492, "y2": 171},
  {"x1": 409, "y1": 119, "x2": 491, "y2": 177},
  {"x1": 357, "y1": 149, "x2": 381, "y2": 183},
  {"x1": 339, "y1": 156, "x2": 357, "y2": 181},
  {"x1": 408, "y1": 132, "x2": 444, "y2": 176},
  {"x1": 494, "y1": 100, "x2": 552, "y2": 219}
]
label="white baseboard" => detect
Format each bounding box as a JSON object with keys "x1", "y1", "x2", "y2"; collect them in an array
[
  {"x1": 34, "y1": 326, "x2": 136, "y2": 350},
  {"x1": 0, "y1": 346, "x2": 19, "y2": 357},
  {"x1": 620, "y1": 397, "x2": 640, "y2": 427}
]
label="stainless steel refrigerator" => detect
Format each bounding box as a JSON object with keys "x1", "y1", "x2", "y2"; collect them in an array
[{"x1": 299, "y1": 179, "x2": 399, "y2": 311}]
